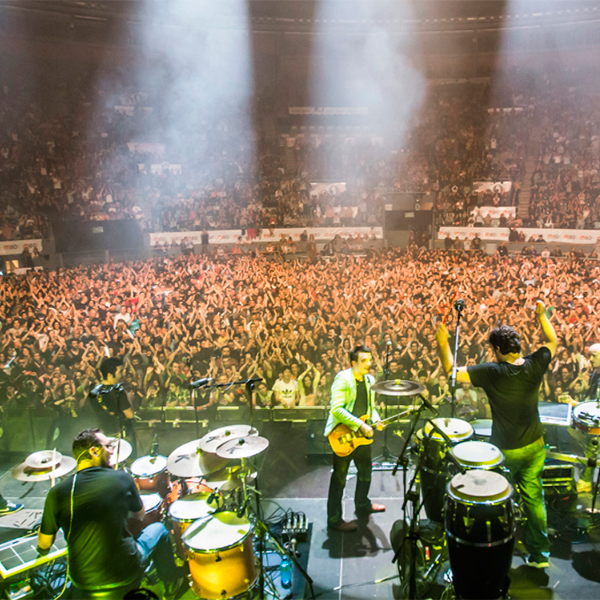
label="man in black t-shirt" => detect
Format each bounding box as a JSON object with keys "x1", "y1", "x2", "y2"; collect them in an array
[
  {"x1": 436, "y1": 301, "x2": 557, "y2": 569},
  {"x1": 38, "y1": 429, "x2": 182, "y2": 597},
  {"x1": 324, "y1": 346, "x2": 384, "y2": 532}
]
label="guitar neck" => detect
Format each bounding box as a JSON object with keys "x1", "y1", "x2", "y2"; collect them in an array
[{"x1": 376, "y1": 407, "x2": 415, "y2": 428}]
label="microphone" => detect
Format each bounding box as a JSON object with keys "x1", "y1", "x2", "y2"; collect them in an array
[
  {"x1": 420, "y1": 395, "x2": 438, "y2": 415},
  {"x1": 244, "y1": 377, "x2": 263, "y2": 384},
  {"x1": 453, "y1": 299, "x2": 465, "y2": 311},
  {"x1": 189, "y1": 377, "x2": 213, "y2": 389}
]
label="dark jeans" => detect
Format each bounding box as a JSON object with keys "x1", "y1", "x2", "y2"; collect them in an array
[
  {"x1": 327, "y1": 444, "x2": 372, "y2": 526},
  {"x1": 137, "y1": 522, "x2": 177, "y2": 585},
  {"x1": 502, "y1": 436, "x2": 550, "y2": 560}
]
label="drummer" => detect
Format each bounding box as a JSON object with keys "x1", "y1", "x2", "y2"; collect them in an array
[
  {"x1": 38, "y1": 428, "x2": 185, "y2": 598},
  {"x1": 436, "y1": 300, "x2": 557, "y2": 569}
]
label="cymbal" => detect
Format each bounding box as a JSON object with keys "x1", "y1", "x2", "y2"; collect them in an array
[
  {"x1": 106, "y1": 437, "x2": 132, "y2": 466},
  {"x1": 372, "y1": 380, "x2": 425, "y2": 397},
  {"x1": 204, "y1": 466, "x2": 258, "y2": 492},
  {"x1": 199, "y1": 425, "x2": 258, "y2": 454},
  {"x1": 13, "y1": 457, "x2": 77, "y2": 482},
  {"x1": 25, "y1": 450, "x2": 63, "y2": 470},
  {"x1": 167, "y1": 439, "x2": 229, "y2": 478},
  {"x1": 216, "y1": 435, "x2": 269, "y2": 460}
]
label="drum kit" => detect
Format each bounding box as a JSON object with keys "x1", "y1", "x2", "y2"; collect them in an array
[
  {"x1": 10, "y1": 427, "x2": 270, "y2": 599},
  {"x1": 124, "y1": 424, "x2": 270, "y2": 598},
  {"x1": 393, "y1": 413, "x2": 515, "y2": 600}
]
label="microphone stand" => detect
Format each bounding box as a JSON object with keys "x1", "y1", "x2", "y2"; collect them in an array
[{"x1": 449, "y1": 301, "x2": 465, "y2": 418}]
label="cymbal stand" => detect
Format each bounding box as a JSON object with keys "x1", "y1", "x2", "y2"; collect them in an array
[
  {"x1": 392, "y1": 424, "x2": 436, "y2": 600},
  {"x1": 372, "y1": 397, "x2": 399, "y2": 470}
]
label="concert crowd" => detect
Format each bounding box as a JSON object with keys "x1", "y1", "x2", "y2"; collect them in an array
[
  {"x1": 0, "y1": 247, "x2": 599, "y2": 421},
  {"x1": 0, "y1": 68, "x2": 533, "y2": 240}
]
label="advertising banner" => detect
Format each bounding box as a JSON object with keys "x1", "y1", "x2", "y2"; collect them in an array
[
  {"x1": 150, "y1": 227, "x2": 383, "y2": 247},
  {"x1": 438, "y1": 227, "x2": 600, "y2": 245},
  {"x1": 0, "y1": 239, "x2": 42, "y2": 256}
]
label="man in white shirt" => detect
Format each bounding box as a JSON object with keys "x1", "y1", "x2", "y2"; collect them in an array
[{"x1": 272, "y1": 367, "x2": 299, "y2": 408}]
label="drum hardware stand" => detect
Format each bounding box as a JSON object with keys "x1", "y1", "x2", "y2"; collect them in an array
[
  {"x1": 449, "y1": 299, "x2": 465, "y2": 419},
  {"x1": 392, "y1": 426, "x2": 434, "y2": 600},
  {"x1": 373, "y1": 345, "x2": 399, "y2": 470},
  {"x1": 392, "y1": 408, "x2": 440, "y2": 600}
]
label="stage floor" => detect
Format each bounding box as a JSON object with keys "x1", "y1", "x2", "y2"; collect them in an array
[{"x1": 0, "y1": 423, "x2": 599, "y2": 599}]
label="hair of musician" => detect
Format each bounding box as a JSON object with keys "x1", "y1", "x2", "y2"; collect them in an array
[
  {"x1": 73, "y1": 428, "x2": 103, "y2": 462},
  {"x1": 100, "y1": 356, "x2": 123, "y2": 379},
  {"x1": 349, "y1": 345, "x2": 372, "y2": 364},
  {"x1": 488, "y1": 325, "x2": 521, "y2": 355}
]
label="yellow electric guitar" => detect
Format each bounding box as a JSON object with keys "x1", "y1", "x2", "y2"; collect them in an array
[{"x1": 328, "y1": 408, "x2": 416, "y2": 457}]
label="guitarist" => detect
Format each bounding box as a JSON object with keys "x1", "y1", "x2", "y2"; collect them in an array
[{"x1": 325, "y1": 345, "x2": 385, "y2": 532}]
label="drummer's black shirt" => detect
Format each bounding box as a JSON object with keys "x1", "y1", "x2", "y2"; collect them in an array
[
  {"x1": 40, "y1": 467, "x2": 143, "y2": 590},
  {"x1": 467, "y1": 347, "x2": 552, "y2": 450},
  {"x1": 352, "y1": 378, "x2": 368, "y2": 418}
]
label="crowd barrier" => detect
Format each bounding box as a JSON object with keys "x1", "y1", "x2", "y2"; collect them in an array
[{"x1": 0, "y1": 404, "x2": 421, "y2": 457}]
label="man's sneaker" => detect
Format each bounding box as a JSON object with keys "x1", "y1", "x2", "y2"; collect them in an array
[
  {"x1": 0, "y1": 501, "x2": 23, "y2": 516},
  {"x1": 577, "y1": 479, "x2": 592, "y2": 494},
  {"x1": 527, "y1": 556, "x2": 549, "y2": 569}
]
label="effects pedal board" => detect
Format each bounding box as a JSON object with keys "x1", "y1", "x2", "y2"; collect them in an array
[{"x1": 282, "y1": 513, "x2": 309, "y2": 542}]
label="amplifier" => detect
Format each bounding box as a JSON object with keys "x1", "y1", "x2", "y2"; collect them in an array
[
  {"x1": 542, "y1": 463, "x2": 576, "y2": 512},
  {"x1": 542, "y1": 463, "x2": 575, "y2": 484},
  {"x1": 305, "y1": 420, "x2": 330, "y2": 458}
]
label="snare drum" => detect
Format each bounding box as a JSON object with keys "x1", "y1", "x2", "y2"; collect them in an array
[
  {"x1": 130, "y1": 455, "x2": 170, "y2": 498},
  {"x1": 128, "y1": 492, "x2": 163, "y2": 538},
  {"x1": 182, "y1": 511, "x2": 257, "y2": 600},
  {"x1": 572, "y1": 401, "x2": 600, "y2": 435},
  {"x1": 169, "y1": 493, "x2": 222, "y2": 559},
  {"x1": 445, "y1": 470, "x2": 514, "y2": 600},
  {"x1": 450, "y1": 441, "x2": 504, "y2": 472},
  {"x1": 417, "y1": 418, "x2": 473, "y2": 523}
]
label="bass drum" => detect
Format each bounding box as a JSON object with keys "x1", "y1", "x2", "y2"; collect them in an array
[
  {"x1": 445, "y1": 470, "x2": 514, "y2": 600},
  {"x1": 183, "y1": 511, "x2": 257, "y2": 600}
]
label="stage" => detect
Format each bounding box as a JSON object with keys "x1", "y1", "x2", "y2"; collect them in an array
[{"x1": 0, "y1": 422, "x2": 599, "y2": 599}]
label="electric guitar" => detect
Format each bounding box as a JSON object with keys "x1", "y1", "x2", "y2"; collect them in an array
[{"x1": 328, "y1": 407, "x2": 416, "y2": 457}]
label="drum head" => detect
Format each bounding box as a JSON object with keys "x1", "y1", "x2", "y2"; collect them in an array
[
  {"x1": 140, "y1": 492, "x2": 162, "y2": 512},
  {"x1": 182, "y1": 511, "x2": 252, "y2": 553},
  {"x1": 448, "y1": 470, "x2": 511, "y2": 503},
  {"x1": 131, "y1": 455, "x2": 168, "y2": 477},
  {"x1": 470, "y1": 419, "x2": 493, "y2": 438},
  {"x1": 424, "y1": 418, "x2": 473, "y2": 443},
  {"x1": 169, "y1": 493, "x2": 220, "y2": 522},
  {"x1": 451, "y1": 441, "x2": 503, "y2": 468},
  {"x1": 574, "y1": 401, "x2": 600, "y2": 433}
]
